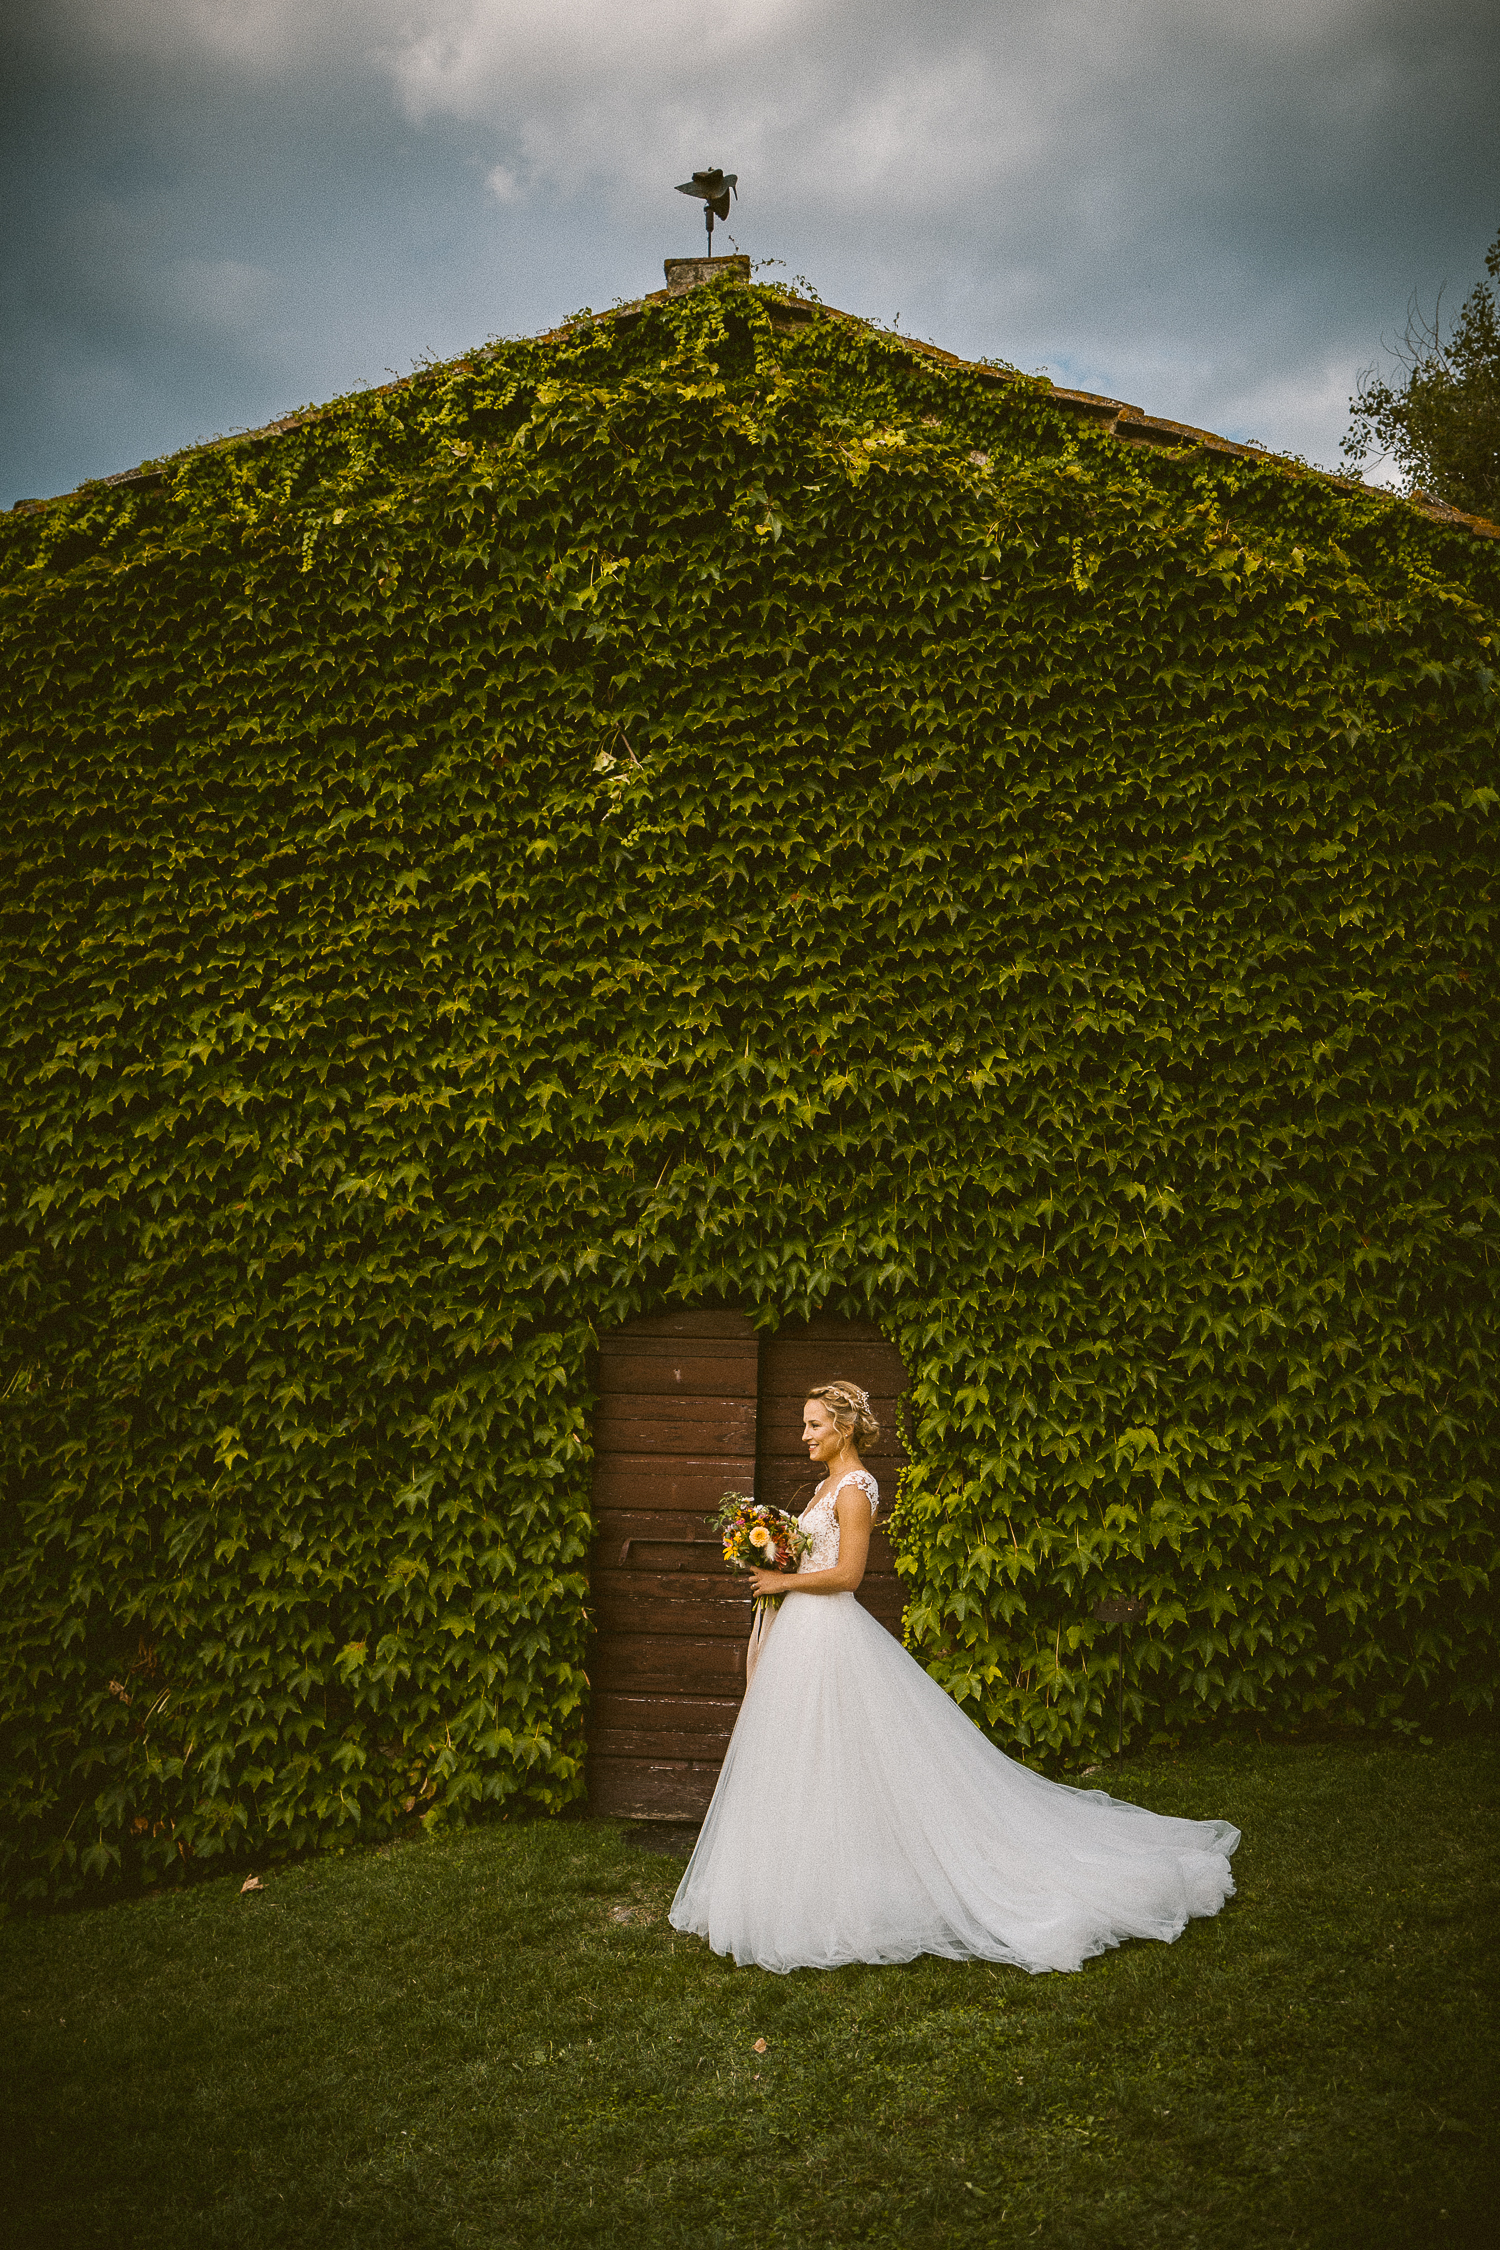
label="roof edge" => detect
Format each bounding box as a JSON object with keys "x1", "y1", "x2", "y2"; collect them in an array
[{"x1": 10, "y1": 283, "x2": 1499, "y2": 544}]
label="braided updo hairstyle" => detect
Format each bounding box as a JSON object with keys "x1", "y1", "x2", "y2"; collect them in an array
[{"x1": 805, "y1": 1380, "x2": 880, "y2": 1447}]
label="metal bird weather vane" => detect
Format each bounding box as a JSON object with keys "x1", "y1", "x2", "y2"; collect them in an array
[{"x1": 675, "y1": 167, "x2": 738, "y2": 256}]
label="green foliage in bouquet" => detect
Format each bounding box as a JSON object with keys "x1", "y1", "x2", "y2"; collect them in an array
[{"x1": 1, "y1": 277, "x2": 1497, "y2": 1898}]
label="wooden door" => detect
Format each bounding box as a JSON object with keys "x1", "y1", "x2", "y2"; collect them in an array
[
  {"x1": 586, "y1": 1311, "x2": 759, "y2": 1821},
  {"x1": 586, "y1": 1311, "x2": 909, "y2": 1821},
  {"x1": 754, "y1": 1318, "x2": 909, "y2": 1640}
]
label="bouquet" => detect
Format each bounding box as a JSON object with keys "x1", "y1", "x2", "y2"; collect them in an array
[{"x1": 712, "y1": 1490, "x2": 810, "y2": 1613}]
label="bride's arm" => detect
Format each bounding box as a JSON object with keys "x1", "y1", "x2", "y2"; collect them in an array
[{"x1": 747, "y1": 1488, "x2": 872, "y2": 1598}]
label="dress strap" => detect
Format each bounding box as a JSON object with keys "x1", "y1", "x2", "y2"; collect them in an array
[{"x1": 825, "y1": 1469, "x2": 879, "y2": 1517}]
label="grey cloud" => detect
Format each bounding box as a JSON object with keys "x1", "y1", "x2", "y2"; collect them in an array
[{"x1": 4, "y1": 0, "x2": 1498, "y2": 504}]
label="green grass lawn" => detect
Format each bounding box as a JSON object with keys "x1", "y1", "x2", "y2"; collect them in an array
[{"x1": 3, "y1": 1738, "x2": 1497, "y2": 2249}]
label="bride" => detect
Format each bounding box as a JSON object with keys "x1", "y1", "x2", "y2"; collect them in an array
[{"x1": 670, "y1": 1380, "x2": 1239, "y2": 1974}]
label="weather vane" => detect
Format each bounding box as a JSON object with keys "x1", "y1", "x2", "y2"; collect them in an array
[{"x1": 675, "y1": 168, "x2": 738, "y2": 257}]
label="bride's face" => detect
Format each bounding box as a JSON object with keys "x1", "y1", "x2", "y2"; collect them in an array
[{"x1": 802, "y1": 1400, "x2": 845, "y2": 1465}]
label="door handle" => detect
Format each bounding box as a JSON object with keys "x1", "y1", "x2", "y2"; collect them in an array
[{"x1": 619, "y1": 1535, "x2": 714, "y2": 1566}]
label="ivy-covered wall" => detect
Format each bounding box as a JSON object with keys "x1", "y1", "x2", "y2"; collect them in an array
[{"x1": 1, "y1": 279, "x2": 1496, "y2": 1902}]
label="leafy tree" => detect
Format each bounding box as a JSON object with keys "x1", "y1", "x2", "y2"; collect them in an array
[{"x1": 1343, "y1": 226, "x2": 1500, "y2": 520}]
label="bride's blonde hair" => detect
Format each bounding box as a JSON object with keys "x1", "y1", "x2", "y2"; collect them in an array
[{"x1": 806, "y1": 1380, "x2": 879, "y2": 1446}]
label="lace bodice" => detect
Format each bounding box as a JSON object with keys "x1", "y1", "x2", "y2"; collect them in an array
[{"x1": 798, "y1": 1471, "x2": 879, "y2": 1572}]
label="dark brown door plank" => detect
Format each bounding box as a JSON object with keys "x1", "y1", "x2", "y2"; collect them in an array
[
  {"x1": 598, "y1": 1360, "x2": 759, "y2": 1404},
  {"x1": 589, "y1": 1457, "x2": 756, "y2": 1513},
  {"x1": 592, "y1": 1584, "x2": 753, "y2": 1639},
  {"x1": 594, "y1": 1393, "x2": 758, "y2": 1448},
  {"x1": 588, "y1": 1757, "x2": 723, "y2": 1820},
  {"x1": 592, "y1": 1509, "x2": 725, "y2": 1555},
  {"x1": 591, "y1": 1634, "x2": 746, "y2": 1691}
]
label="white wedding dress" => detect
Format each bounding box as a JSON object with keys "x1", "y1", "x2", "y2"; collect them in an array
[{"x1": 670, "y1": 1472, "x2": 1239, "y2": 1974}]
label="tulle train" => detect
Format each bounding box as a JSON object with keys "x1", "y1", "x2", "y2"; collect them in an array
[{"x1": 669, "y1": 1592, "x2": 1239, "y2": 1974}]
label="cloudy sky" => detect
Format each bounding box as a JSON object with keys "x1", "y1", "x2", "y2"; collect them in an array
[{"x1": 4, "y1": 0, "x2": 1498, "y2": 509}]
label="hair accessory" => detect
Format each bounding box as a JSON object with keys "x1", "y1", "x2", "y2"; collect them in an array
[{"x1": 806, "y1": 1379, "x2": 880, "y2": 1444}]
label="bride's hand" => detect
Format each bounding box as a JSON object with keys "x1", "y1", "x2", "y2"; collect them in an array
[{"x1": 748, "y1": 1565, "x2": 792, "y2": 1598}]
